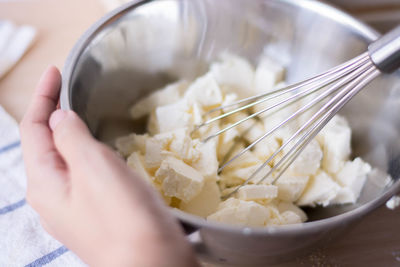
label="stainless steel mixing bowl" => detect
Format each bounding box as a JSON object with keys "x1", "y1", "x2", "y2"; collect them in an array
[{"x1": 60, "y1": 0, "x2": 400, "y2": 265}]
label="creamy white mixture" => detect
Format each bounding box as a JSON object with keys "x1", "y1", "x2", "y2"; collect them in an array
[{"x1": 115, "y1": 53, "x2": 374, "y2": 227}]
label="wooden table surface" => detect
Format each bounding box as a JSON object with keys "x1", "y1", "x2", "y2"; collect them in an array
[{"x1": 1, "y1": 0, "x2": 399, "y2": 266}]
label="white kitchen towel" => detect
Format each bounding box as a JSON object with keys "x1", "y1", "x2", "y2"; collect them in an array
[
  {"x1": 0, "y1": 106, "x2": 86, "y2": 267},
  {"x1": 0, "y1": 20, "x2": 37, "y2": 80}
]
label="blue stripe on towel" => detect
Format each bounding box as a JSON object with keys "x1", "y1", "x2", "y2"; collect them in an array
[
  {"x1": 0, "y1": 140, "x2": 20, "y2": 154},
  {"x1": 0, "y1": 199, "x2": 26, "y2": 215},
  {"x1": 25, "y1": 246, "x2": 68, "y2": 267}
]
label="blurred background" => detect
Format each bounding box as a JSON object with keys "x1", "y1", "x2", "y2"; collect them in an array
[
  {"x1": 1, "y1": 0, "x2": 400, "y2": 122},
  {"x1": 329, "y1": 0, "x2": 400, "y2": 32}
]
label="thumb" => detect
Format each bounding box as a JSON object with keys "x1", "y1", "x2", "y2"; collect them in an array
[{"x1": 50, "y1": 110, "x2": 98, "y2": 166}]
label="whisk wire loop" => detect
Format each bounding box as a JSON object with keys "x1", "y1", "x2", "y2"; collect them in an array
[
  {"x1": 205, "y1": 52, "x2": 369, "y2": 114},
  {"x1": 217, "y1": 57, "x2": 374, "y2": 173},
  {"x1": 263, "y1": 65, "x2": 380, "y2": 185},
  {"x1": 222, "y1": 63, "x2": 379, "y2": 199},
  {"x1": 193, "y1": 51, "x2": 385, "y2": 199},
  {"x1": 200, "y1": 53, "x2": 371, "y2": 143}
]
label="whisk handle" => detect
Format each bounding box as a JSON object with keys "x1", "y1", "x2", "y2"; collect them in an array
[{"x1": 369, "y1": 25, "x2": 400, "y2": 73}]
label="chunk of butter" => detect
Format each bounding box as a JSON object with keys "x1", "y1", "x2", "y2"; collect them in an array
[
  {"x1": 115, "y1": 133, "x2": 148, "y2": 157},
  {"x1": 318, "y1": 116, "x2": 351, "y2": 174},
  {"x1": 207, "y1": 198, "x2": 270, "y2": 227},
  {"x1": 210, "y1": 53, "x2": 255, "y2": 98},
  {"x1": 297, "y1": 171, "x2": 341, "y2": 207},
  {"x1": 254, "y1": 57, "x2": 285, "y2": 94},
  {"x1": 331, "y1": 157, "x2": 371, "y2": 204},
  {"x1": 155, "y1": 100, "x2": 192, "y2": 133},
  {"x1": 181, "y1": 180, "x2": 221, "y2": 217},
  {"x1": 287, "y1": 139, "x2": 322, "y2": 176},
  {"x1": 277, "y1": 201, "x2": 307, "y2": 222},
  {"x1": 130, "y1": 80, "x2": 188, "y2": 119},
  {"x1": 184, "y1": 73, "x2": 223, "y2": 108},
  {"x1": 155, "y1": 156, "x2": 204, "y2": 203},
  {"x1": 127, "y1": 152, "x2": 153, "y2": 184},
  {"x1": 276, "y1": 174, "x2": 309, "y2": 202},
  {"x1": 237, "y1": 184, "x2": 278, "y2": 201}
]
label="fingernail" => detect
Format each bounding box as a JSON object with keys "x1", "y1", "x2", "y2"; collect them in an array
[{"x1": 49, "y1": 110, "x2": 68, "y2": 130}]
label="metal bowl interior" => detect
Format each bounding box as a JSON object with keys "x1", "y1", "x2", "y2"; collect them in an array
[{"x1": 61, "y1": 0, "x2": 400, "y2": 264}]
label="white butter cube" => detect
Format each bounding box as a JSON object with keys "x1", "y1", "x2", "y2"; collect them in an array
[
  {"x1": 318, "y1": 115, "x2": 351, "y2": 174},
  {"x1": 254, "y1": 57, "x2": 285, "y2": 94},
  {"x1": 331, "y1": 157, "x2": 371, "y2": 204},
  {"x1": 145, "y1": 138, "x2": 164, "y2": 169},
  {"x1": 191, "y1": 102, "x2": 203, "y2": 125},
  {"x1": 317, "y1": 114, "x2": 349, "y2": 139},
  {"x1": 277, "y1": 201, "x2": 307, "y2": 222},
  {"x1": 210, "y1": 53, "x2": 255, "y2": 98},
  {"x1": 280, "y1": 211, "x2": 302, "y2": 225},
  {"x1": 193, "y1": 118, "x2": 221, "y2": 139},
  {"x1": 276, "y1": 174, "x2": 309, "y2": 202},
  {"x1": 223, "y1": 147, "x2": 261, "y2": 172},
  {"x1": 127, "y1": 152, "x2": 153, "y2": 184},
  {"x1": 220, "y1": 123, "x2": 239, "y2": 144},
  {"x1": 237, "y1": 184, "x2": 278, "y2": 201},
  {"x1": 181, "y1": 180, "x2": 221, "y2": 217},
  {"x1": 227, "y1": 113, "x2": 262, "y2": 142},
  {"x1": 155, "y1": 100, "x2": 192, "y2": 133},
  {"x1": 207, "y1": 198, "x2": 270, "y2": 227},
  {"x1": 330, "y1": 188, "x2": 357, "y2": 205},
  {"x1": 219, "y1": 175, "x2": 245, "y2": 189},
  {"x1": 217, "y1": 124, "x2": 240, "y2": 160},
  {"x1": 130, "y1": 80, "x2": 188, "y2": 119},
  {"x1": 256, "y1": 88, "x2": 299, "y2": 142},
  {"x1": 147, "y1": 111, "x2": 160, "y2": 135},
  {"x1": 222, "y1": 93, "x2": 239, "y2": 107},
  {"x1": 115, "y1": 133, "x2": 148, "y2": 157},
  {"x1": 154, "y1": 182, "x2": 172, "y2": 206},
  {"x1": 263, "y1": 203, "x2": 284, "y2": 226},
  {"x1": 168, "y1": 128, "x2": 200, "y2": 163},
  {"x1": 155, "y1": 156, "x2": 204, "y2": 203},
  {"x1": 145, "y1": 134, "x2": 172, "y2": 169},
  {"x1": 184, "y1": 73, "x2": 223, "y2": 108},
  {"x1": 153, "y1": 131, "x2": 177, "y2": 144},
  {"x1": 335, "y1": 157, "x2": 371, "y2": 187},
  {"x1": 241, "y1": 121, "x2": 266, "y2": 144},
  {"x1": 288, "y1": 139, "x2": 322, "y2": 176},
  {"x1": 220, "y1": 185, "x2": 241, "y2": 197},
  {"x1": 223, "y1": 163, "x2": 273, "y2": 185},
  {"x1": 192, "y1": 138, "x2": 219, "y2": 179},
  {"x1": 253, "y1": 136, "x2": 280, "y2": 161},
  {"x1": 297, "y1": 171, "x2": 341, "y2": 207}
]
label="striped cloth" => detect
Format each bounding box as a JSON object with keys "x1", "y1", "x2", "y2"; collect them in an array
[{"x1": 0, "y1": 106, "x2": 86, "y2": 266}]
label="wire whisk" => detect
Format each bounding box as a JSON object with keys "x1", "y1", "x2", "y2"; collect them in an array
[{"x1": 194, "y1": 25, "x2": 400, "y2": 199}]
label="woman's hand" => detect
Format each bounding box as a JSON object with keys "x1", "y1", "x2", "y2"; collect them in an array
[{"x1": 20, "y1": 66, "x2": 199, "y2": 267}]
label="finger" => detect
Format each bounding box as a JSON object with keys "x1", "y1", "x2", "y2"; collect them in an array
[
  {"x1": 20, "y1": 66, "x2": 67, "y2": 190},
  {"x1": 51, "y1": 110, "x2": 100, "y2": 168},
  {"x1": 24, "y1": 65, "x2": 61, "y2": 124}
]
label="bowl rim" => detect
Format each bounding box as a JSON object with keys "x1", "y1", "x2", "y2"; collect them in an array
[{"x1": 61, "y1": 0, "x2": 400, "y2": 235}]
